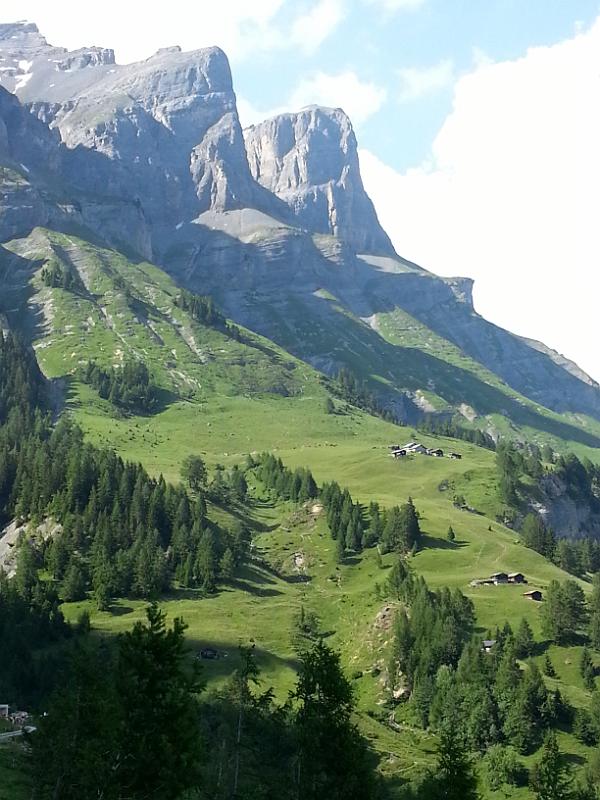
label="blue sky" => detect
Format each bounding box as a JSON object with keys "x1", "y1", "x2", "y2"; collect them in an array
[
  {"x1": 4, "y1": 0, "x2": 600, "y2": 379},
  {"x1": 227, "y1": 0, "x2": 600, "y2": 170}
]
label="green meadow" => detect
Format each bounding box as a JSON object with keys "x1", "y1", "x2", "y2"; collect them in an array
[{"x1": 3, "y1": 228, "x2": 599, "y2": 795}]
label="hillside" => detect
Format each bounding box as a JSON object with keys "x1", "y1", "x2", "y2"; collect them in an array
[
  {"x1": 1, "y1": 18, "x2": 600, "y2": 800},
  {"x1": 0, "y1": 230, "x2": 597, "y2": 794},
  {"x1": 1, "y1": 20, "x2": 600, "y2": 446}
]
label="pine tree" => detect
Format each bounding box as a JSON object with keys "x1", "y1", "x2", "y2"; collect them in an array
[
  {"x1": 589, "y1": 573, "x2": 600, "y2": 650},
  {"x1": 180, "y1": 454, "x2": 207, "y2": 493},
  {"x1": 542, "y1": 580, "x2": 587, "y2": 644},
  {"x1": 62, "y1": 557, "x2": 88, "y2": 602},
  {"x1": 219, "y1": 547, "x2": 235, "y2": 581},
  {"x1": 514, "y1": 618, "x2": 535, "y2": 659},
  {"x1": 447, "y1": 525, "x2": 456, "y2": 543},
  {"x1": 196, "y1": 530, "x2": 217, "y2": 592},
  {"x1": 292, "y1": 640, "x2": 377, "y2": 800},
  {"x1": 503, "y1": 662, "x2": 547, "y2": 754},
  {"x1": 92, "y1": 550, "x2": 113, "y2": 611},
  {"x1": 530, "y1": 731, "x2": 572, "y2": 800},
  {"x1": 543, "y1": 654, "x2": 557, "y2": 678},
  {"x1": 434, "y1": 715, "x2": 479, "y2": 800},
  {"x1": 116, "y1": 604, "x2": 204, "y2": 799},
  {"x1": 15, "y1": 537, "x2": 39, "y2": 600},
  {"x1": 581, "y1": 647, "x2": 596, "y2": 692},
  {"x1": 227, "y1": 645, "x2": 264, "y2": 796},
  {"x1": 32, "y1": 642, "x2": 121, "y2": 800}
]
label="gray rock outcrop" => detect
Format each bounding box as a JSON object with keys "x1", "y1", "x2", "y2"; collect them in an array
[
  {"x1": 2, "y1": 21, "x2": 600, "y2": 430},
  {"x1": 0, "y1": 85, "x2": 151, "y2": 255},
  {"x1": 244, "y1": 107, "x2": 394, "y2": 255}
]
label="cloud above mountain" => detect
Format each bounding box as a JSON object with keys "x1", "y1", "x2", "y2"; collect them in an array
[
  {"x1": 361, "y1": 16, "x2": 600, "y2": 380},
  {"x1": 0, "y1": 0, "x2": 345, "y2": 62},
  {"x1": 238, "y1": 70, "x2": 387, "y2": 128}
]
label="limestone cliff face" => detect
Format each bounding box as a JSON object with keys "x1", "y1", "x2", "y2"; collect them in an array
[
  {"x1": 533, "y1": 473, "x2": 600, "y2": 539},
  {"x1": 244, "y1": 107, "x2": 394, "y2": 255},
  {"x1": 0, "y1": 85, "x2": 151, "y2": 256},
  {"x1": 2, "y1": 22, "x2": 600, "y2": 429},
  {"x1": 0, "y1": 26, "x2": 268, "y2": 245}
]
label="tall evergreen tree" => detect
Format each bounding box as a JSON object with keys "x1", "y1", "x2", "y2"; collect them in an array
[
  {"x1": 514, "y1": 617, "x2": 536, "y2": 659},
  {"x1": 116, "y1": 605, "x2": 204, "y2": 799},
  {"x1": 292, "y1": 640, "x2": 377, "y2": 800},
  {"x1": 434, "y1": 712, "x2": 479, "y2": 800},
  {"x1": 589, "y1": 573, "x2": 600, "y2": 650},
  {"x1": 529, "y1": 731, "x2": 573, "y2": 800}
]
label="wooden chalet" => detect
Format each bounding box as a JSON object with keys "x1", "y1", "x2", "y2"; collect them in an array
[
  {"x1": 508, "y1": 572, "x2": 526, "y2": 584},
  {"x1": 523, "y1": 590, "x2": 543, "y2": 602}
]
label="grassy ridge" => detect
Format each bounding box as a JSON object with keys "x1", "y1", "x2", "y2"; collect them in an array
[{"x1": 2, "y1": 228, "x2": 599, "y2": 795}]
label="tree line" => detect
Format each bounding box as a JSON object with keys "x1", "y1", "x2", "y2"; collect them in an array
[
  {"x1": 40, "y1": 257, "x2": 85, "y2": 293},
  {"x1": 325, "y1": 367, "x2": 398, "y2": 423},
  {"x1": 387, "y1": 559, "x2": 600, "y2": 799},
  {"x1": 174, "y1": 288, "x2": 241, "y2": 340},
  {"x1": 253, "y1": 453, "x2": 422, "y2": 561},
  {"x1": 0, "y1": 334, "x2": 255, "y2": 613},
  {"x1": 79, "y1": 358, "x2": 157, "y2": 413},
  {"x1": 418, "y1": 415, "x2": 496, "y2": 451},
  {"x1": 31, "y1": 603, "x2": 381, "y2": 800}
]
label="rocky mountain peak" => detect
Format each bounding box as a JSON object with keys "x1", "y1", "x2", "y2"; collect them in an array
[
  {"x1": 244, "y1": 105, "x2": 395, "y2": 255},
  {"x1": 0, "y1": 25, "x2": 394, "y2": 258},
  {"x1": 0, "y1": 34, "x2": 257, "y2": 246},
  {"x1": 0, "y1": 20, "x2": 46, "y2": 46}
]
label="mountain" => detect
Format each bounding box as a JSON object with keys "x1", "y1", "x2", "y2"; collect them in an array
[
  {"x1": 4, "y1": 22, "x2": 600, "y2": 800},
  {"x1": 2, "y1": 20, "x2": 600, "y2": 453},
  {"x1": 244, "y1": 106, "x2": 395, "y2": 254}
]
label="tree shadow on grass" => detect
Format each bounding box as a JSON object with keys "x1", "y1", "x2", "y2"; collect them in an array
[
  {"x1": 420, "y1": 534, "x2": 467, "y2": 551},
  {"x1": 186, "y1": 638, "x2": 300, "y2": 683},
  {"x1": 108, "y1": 604, "x2": 134, "y2": 616},
  {"x1": 564, "y1": 753, "x2": 587, "y2": 768},
  {"x1": 226, "y1": 580, "x2": 283, "y2": 598},
  {"x1": 222, "y1": 562, "x2": 285, "y2": 597},
  {"x1": 253, "y1": 557, "x2": 312, "y2": 585},
  {"x1": 211, "y1": 500, "x2": 279, "y2": 534}
]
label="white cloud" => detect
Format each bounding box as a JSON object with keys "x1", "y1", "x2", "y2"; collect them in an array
[
  {"x1": 290, "y1": 0, "x2": 345, "y2": 54},
  {"x1": 237, "y1": 96, "x2": 288, "y2": 128},
  {"x1": 239, "y1": 70, "x2": 387, "y2": 129},
  {"x1": 289, "y1": 71, "x2": 387, "y2": 124},
  {"x1": 366, "y1": 0, "x2": 426, "y2": 12},
  {"x1": 397, "y1": 59, "x2": 455, "y2": 102},
  {"x1": 360, "y1": 17, "x2": 600, "y2": 381},
  {"x1": 1, "y1": 0, "x2": 340, "y2": 63}
]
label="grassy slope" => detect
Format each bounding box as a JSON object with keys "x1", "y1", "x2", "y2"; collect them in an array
[
  {"x1": 3, "y1": 229, "x2": 599, "y2": 795},
  {"x1": 252, "y1": 289, "x2": 600, "y2": 460},
  {"x1": 0, "y1": 743, "x2": 31, "y2": 800},
  {"x1": 61, "y1": 436, "x2": 597, "y2": 797}
]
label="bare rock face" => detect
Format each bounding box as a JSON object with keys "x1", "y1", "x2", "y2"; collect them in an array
[
  {"x1": 0, "y1": 85, "x2": 151, "y2": 256},
  {"x1": 191, "y1": 112, "x2": 262, "y2": 213},
  {"x1": 2, "y1": 23, "x2": 600, "y2": 429},
  {"x1": 244, "y1": 107, "x2": 394, "y2": 255},
  {"x1": 0, "y1": 26, "x2": 264, "y2": 247}
]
